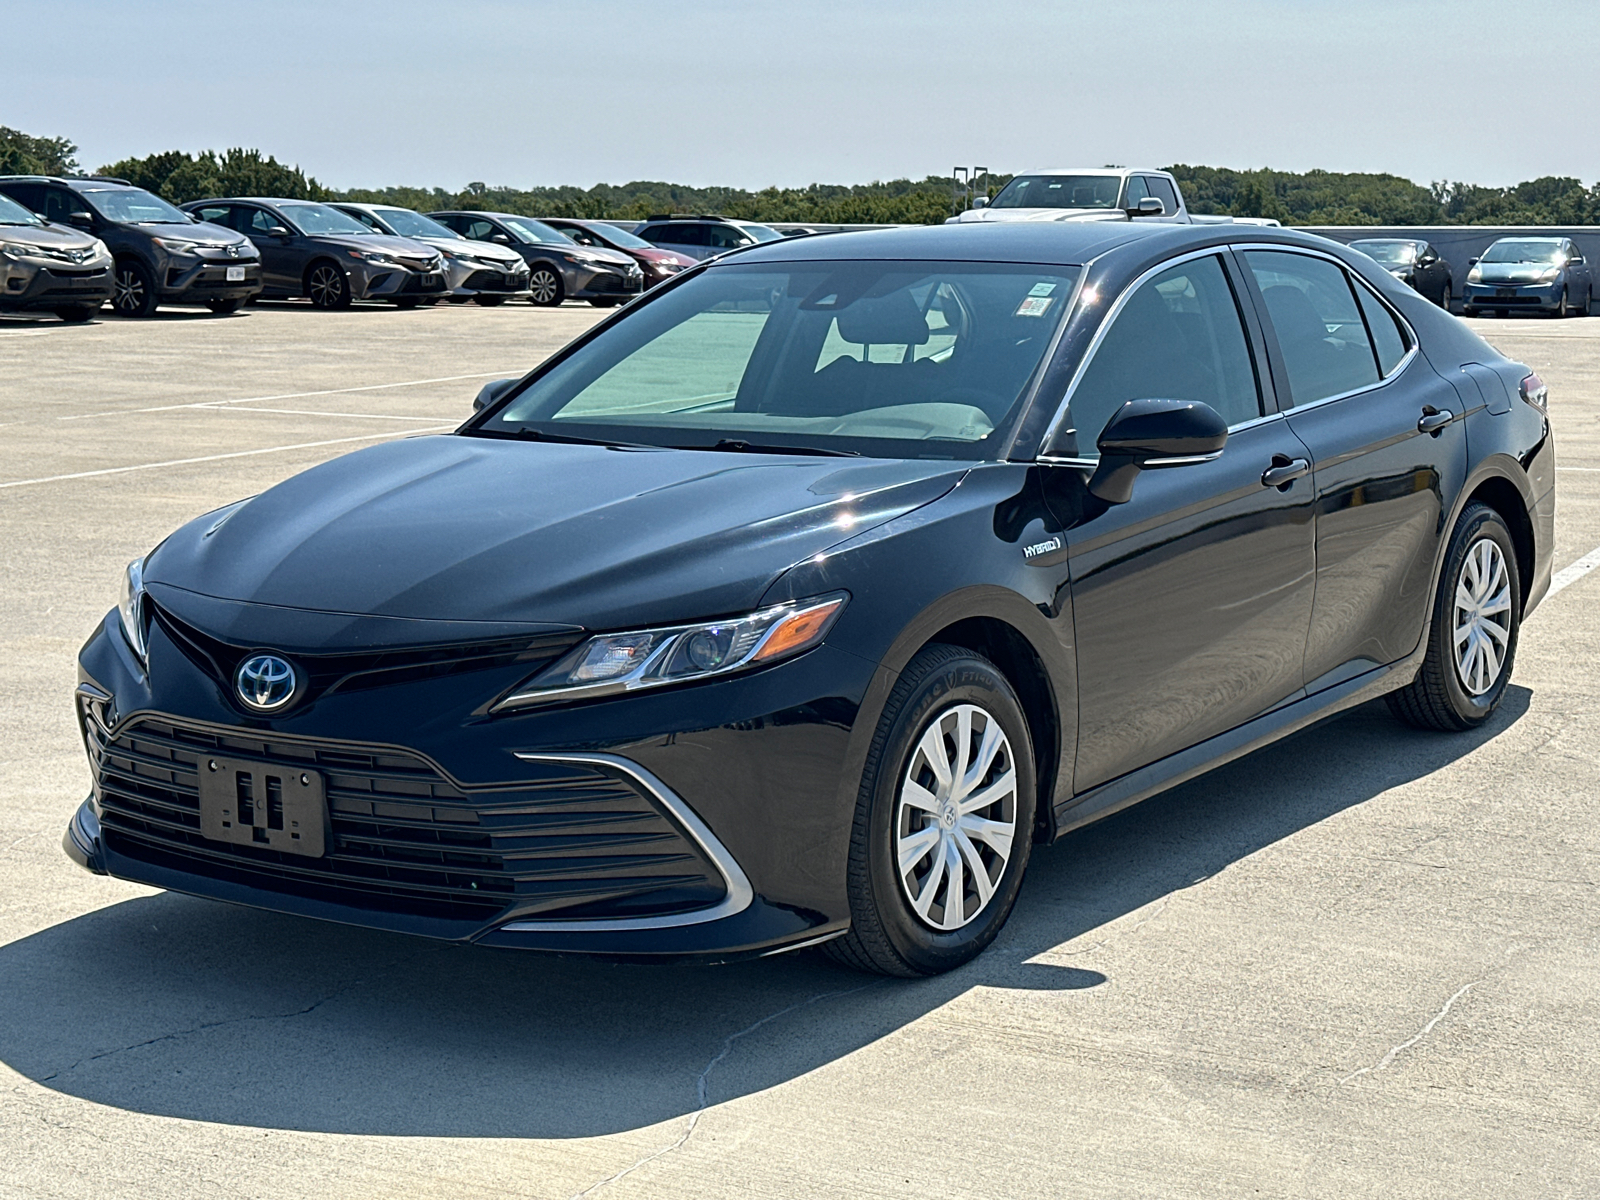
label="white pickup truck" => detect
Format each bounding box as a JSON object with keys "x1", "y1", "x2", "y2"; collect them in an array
[{"x1": 947, "y1": 167, "x2": 1253, "y2": 225}]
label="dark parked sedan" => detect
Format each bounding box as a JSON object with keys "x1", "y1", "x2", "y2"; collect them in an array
[
  {"x1": 536, "y1": 217, "x2": 696, "y2": 289},
  {"x1": 1464, "y1": 236, "x2": 1591, "y2": 318},
  {"x1": 1349, "y1": 238, "x2": 1453, "y2": 308},
  {"x1": 182, "y1": 199, "x2": 447, "y2": 308},
  {"x1": 428, "y1": 211, "x2": 643, "y2": 306},
  {"x1": 66, "y1": 222, "x2": 1554, "y2": 975}
]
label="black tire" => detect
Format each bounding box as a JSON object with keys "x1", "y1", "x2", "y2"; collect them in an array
[
  {"x1": 827, "y1": 644, "x2": 1035, "y2": 976},
  {"x1": 1387, "y1": 503, "x2": 1521, "y2": 732},
  {"x1": 110, "y1": 260, "x2": 159, "y2": 317},
  {"x1": 1463, "y1": 306, "x2": 1479, "y2": 318},
  {"x1": 588, "y1": 297, "x2": 622, "y2": 308},
  {"x1": 1556, "y1": 288, "x2": 1572, "y2": 319},
  {"x1": 207, "y1": 298, "x2": 243, "y2": 314},
  {"x1": 393, "y1": 296, "x2": 421, "y2": 309},
  {"x1": 472, "y1": 295, "x2": 509, "y2": 307},
  {"x1": 527, "y1": 263, "x2": 564, "y2": 306},
  {"x1": 1438, "y1": 280, "x2": 1452, "y2": 311},
  {"x1": 54, "y1": 305, "x2": 96, "y2": 323},
  {"x1": 1494, "y1": 308, "x2": 1508, "y2": 319},
  {"x1": 305, "y1": 260, "x2": 352, "y2": 309}
]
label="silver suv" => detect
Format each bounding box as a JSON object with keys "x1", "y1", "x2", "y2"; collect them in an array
[
  {"x1": 632, "y1": 214, "x2": 784, "y2": 261},
  {"x1": 0, "y1": 188, "x2": 113, "y2": 321}
]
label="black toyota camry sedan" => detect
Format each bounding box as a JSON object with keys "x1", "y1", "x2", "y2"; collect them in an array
[{"x1": 66, "y1": 222, "x2": 1555, "y2": 975}]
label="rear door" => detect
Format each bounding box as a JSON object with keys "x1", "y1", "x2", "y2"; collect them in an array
[
  {"x1": 1241, "y1": 248, "x2": 1467, "y2": 692},
  {"x1": 1047, "y1": 250, "x2": 1317, "y2": 791}
]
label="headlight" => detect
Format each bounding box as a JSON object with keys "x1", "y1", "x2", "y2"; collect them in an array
[
  {"x1": 153, "y1": 238, "x2": 202, "y2": 257},
  {"x1": 1467, "y1": 266, "x2": 1482, "y2": 283},
  {"x1": 493, "y1": 593, "x2": 847, "y2": 710},
  {"x1": 118, "y1": 557, "x2": 148, "y2": 663},
  {"x1": 653, "y1": 261, "x2": 685, "y2": 274},
  {"x1": 1538, "y1": 266, "x2": 1560, "y2": 282},
  {"x1": 2, "y1": 241, "x2": 58, "y2": 260},
  {"x1": 348, "y1": 249, "x2": 398, "y2": 265}
]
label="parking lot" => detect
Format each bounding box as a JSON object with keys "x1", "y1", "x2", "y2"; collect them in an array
[{"x1": 3, "y1": 301, "x2": 1600, "y2": 1198}]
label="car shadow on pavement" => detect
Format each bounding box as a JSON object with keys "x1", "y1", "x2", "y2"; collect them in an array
[{"x1": 0, "y1": 689, "x2": 1528, "y2": 1138}]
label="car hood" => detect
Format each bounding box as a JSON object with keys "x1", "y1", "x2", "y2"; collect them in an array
[
  {"x1": 554, "y1": 244, "x2": 635, "y2": 266},
  {"x1": 144, "y1": 435, "x2": 965, "y2": 641},
  {"x1": 0, "y1": 222, "x2": 101, "y2": 252},
  {"x1": 422, "y1": 236, "x2": 523, "y2": 264},
  {"x1": 1475, "y1": 262, "x2": 1558, "y2": 283},
  {"x1": 306, "y1": 233, "x2": 439, "y2": 258},
  {"x1": 950, "y1": 207, "x2": 1128, "y2": 224},
  {"x1": 139, "y1": 220, "x2": 243, "y2": 247}
]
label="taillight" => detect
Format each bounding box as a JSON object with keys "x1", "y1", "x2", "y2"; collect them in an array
[{"x1": 1520, "y1": 372, "x2": 1548, "y2": 411}]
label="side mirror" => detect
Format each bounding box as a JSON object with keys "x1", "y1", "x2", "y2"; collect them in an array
[
  {"x1": 68, "y1": 211, "x2": 94, "y2": 229},
  {"x1": 1085, "y1": 399, "x2": 1228, "y2": 504},
  {"x1": 473, "y1": 377, "x2": 518, "y2": 413},
  {"x1": 490, "y1": 233, "x2": 512, "y2": 245},
  {"x1": 1128, "y1": 197, "x2": 1165, "y2": 217},
  {"x1": 971, "y1": 196, "x2": 988, "y2": 209},
  {"x1": 1468, "y1": 257, "x2": 1479, "y2": 266},
  {"x1": 266, "y1": 225, "x2": 292, "y2": 238}
]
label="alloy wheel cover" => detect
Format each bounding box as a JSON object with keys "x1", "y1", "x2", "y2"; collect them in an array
[
  {"x1": 113, "y1": 268, "x2": 143, "y2": 312},
  {"x1": 309, "y1": 266, "x2": 343, "y2": 306},
  {"x1": 530, "y1": 270, "x2": 559, "y2": 303},
  {"x1": 1453, "y1": 537, "x2": 1512, "y2": 696},
  {"x1": 894, "y1": 703, "x2": 1018, "y2": 932}
]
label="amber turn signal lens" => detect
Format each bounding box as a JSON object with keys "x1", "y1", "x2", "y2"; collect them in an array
[{"x1": 751, "y1": 598, "x2": 845, "y2": 662}]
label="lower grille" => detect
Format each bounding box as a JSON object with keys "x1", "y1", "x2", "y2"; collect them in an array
[
  {"x1": 1482, "y1": 295, "x2": 1542, "y2": 305},
  {"x1": 589, "y1": 272, "x2": 643, "y2": 295},
  {"x1": 464, "y1": 270, "x2": 522, "y2": 290},
  {"x1": 91, "y1": 717, "x2": 727, "y2": 924}
]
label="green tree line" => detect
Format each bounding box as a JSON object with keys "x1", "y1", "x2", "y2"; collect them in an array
[{"x1": 4, "y1": 126, "x2": 1596, "y2": 226}]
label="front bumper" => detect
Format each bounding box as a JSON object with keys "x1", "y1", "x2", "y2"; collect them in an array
[
  {"x1": 569, "y1": 262, "x2": 645, "y2": 300},
  {"x1": 444, "y1": 257, "x2": 531, "y2": 299},
  {"x1": 1463, "y1": 281, "x2": 1563, "y2": 310},
  {"x1": 352, "y1": 263, "x2": 449, "y2": 301},
  {"x1": 68, "y1": 605, "x2": 870, "y2": 959},
  {"x1": 158, "y1": 256, "x2": 263, "y2": 303},
  {"x1": 0, "y1": 258, "x2": 114, "y2": 311}
]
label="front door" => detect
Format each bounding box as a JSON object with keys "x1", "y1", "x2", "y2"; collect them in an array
[
  {"x1": 1046, "y1": 251, "x2": 1318, "y2": 792},
  {"x1": 1241, "y1": 248, "x2": 1468, "y2": 691},
  {"x1": 240, "y1": 206, "x2": 299, "y2": 293}
]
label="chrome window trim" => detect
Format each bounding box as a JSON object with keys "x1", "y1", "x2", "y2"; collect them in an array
[
  {"x1": 1037, "y1": 245, "x2": 1259, "y2": 456},
  {"x1": 1231, "y1": 242, "x2": 1422, "y2": 413},
  {"x1": 501, "y1": 751, "x2": 755, "y2": 932}
]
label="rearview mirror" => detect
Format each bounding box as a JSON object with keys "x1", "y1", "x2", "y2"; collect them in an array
[
  {"x1": 1085, "y1": 399, "x2": 1228, "y2": 504},
  {"x1": 473, "y1": 377, "x2": 518, "y2": 413},
  {"x1": 1129, "y1": 197, "x2": 1165, "y2": 217}
]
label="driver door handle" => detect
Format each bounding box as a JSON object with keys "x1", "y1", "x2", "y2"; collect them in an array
[
  {"x1": 1418, "y1": 407, "x2": 1456, "y2": 435},
  {"x1": 1261, "y1": 457, "x2": 1311, "y2": 489}
]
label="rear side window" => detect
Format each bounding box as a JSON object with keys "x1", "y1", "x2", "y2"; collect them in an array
[
  {"x1": 243, "y1": 208, "x2": 281, "y2": 236},
  {"x1": 1245, "y1": 250, "x2": 1379, "y2": 407},
  {"x1": 431, "y1": 213, "x2": 466, "y2": 233},
  {"x1": 191, "y1": 205, "x2": 235, "y2": 229},
  {"x1": 0, "y1": 183, "x2": 46, "y2": 212},
  {"x1": 1353, "y1": 281, "x2": 1409, "y2": 376},
  {"x1": 1065, "y1": 254, "x2": 1262, "y2": 456},
  {"x1": 652, "y1": 223, "x2": 707, "y2": 247}
]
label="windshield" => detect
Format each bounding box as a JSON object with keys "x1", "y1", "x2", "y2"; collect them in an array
[
  {"x1": 371, "y1": 208, "x2": 457, "y2": 239},
  {"x1": 84, "y1": 188, "x2": 190, "y2": 225},
  {"x1": 740, "y1": 224, "x2": 783, "y2": 242},
  {"x1": 477, "y1": 260, "x2": 1079, "y2": 459},
  {"x1": 501, "y1": 216, "x2": 570, "y2": 245},
  {"x1": 1350, "y1": 240, "x2": 1419, "y2": 265},
  {"x1": 989, "y1": 175, "x2": 1122, "y2": 210},
  {"x1": 0, "y1": 193, "x2": 42, "y2": 226},
  {"x1": 1482, "y1": 239, "x2": 1565, "y2": 264},
  {"x1": 577, "y1": 223, "x2": 653, "y2": 249},
  {"x1": 284, "y1": 204, "x2": 375, "y2": 236}
]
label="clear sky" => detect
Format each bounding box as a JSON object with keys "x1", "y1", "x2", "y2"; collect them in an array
[{"x1": 10, "y1": 0, "x2": 1598, "y2": 191}]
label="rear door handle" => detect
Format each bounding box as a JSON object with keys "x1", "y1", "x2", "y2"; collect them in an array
[
  {"x1": 1418, "y1": 407, "x2": 1456, "y2": 434},
  {"x1": 1261, "y1": 457, "x2": 1311, "y2": 489}
]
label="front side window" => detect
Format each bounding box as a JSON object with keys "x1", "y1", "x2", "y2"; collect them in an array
[
  {"x1": 1122, "y1": 176, "x2": 1149, "y2": 207},
  {"x1": 245, "y1": 208, "x2": 282, "y2": 236},
  {"x1": 81, "y1": 187, "x2": 187, "y2": 224},
  {"x1": 479, "y1": 260, "x2": 1079, "y2": 458},
  {"x1": 705, "y1": 224, "x2": 749, "y2": 249},
  {"x1": 651, "y1": 223, "x2": 707, "y2": 247},
  {"x1": 1147, "y1": 177, "x2": 1180, "y2": 214},
  {"x1": 1245, "y1": 250, "x2": 1379, "y2": 407},
  {"x1": 45, "y1": 189, "x2": 94, "y2": 224},
  {"x1": 190, "y1": 205, "x2": 235, "y2": 230},
  {"x1": 989, "y1": 174, "x2": 1122, "y2": 210},
  {"x1": 1061, "y1": 255, "x2": 1261, "y2": 456}
]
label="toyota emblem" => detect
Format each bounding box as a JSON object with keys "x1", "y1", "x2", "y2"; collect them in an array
[{"x1": 235, "y1": 654, "x2": 298, "y2": 712}]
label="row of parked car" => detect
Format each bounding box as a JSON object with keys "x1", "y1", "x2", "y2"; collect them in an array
[
  {"x1": 1344, "y1": 235, "x2": 1591, "y2": 318},
  {"x1": 0, "y1": 173, "x2": 797, "y2": 321}
]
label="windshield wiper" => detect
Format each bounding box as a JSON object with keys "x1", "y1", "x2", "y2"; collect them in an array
[
  {"x1": 484, "y1": 425, "x2": 660, "y2": 451},
  {"x1": 705, "y1": 439, "x2": 859, "y2": 458}
]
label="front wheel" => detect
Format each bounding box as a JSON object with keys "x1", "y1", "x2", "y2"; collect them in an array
[
  {"x1": 305, "y1": 261, "x2": 352, "y2": 309},
  {"x1": 1387, "y1": 503, "x2": 1520, "y2": 731},
  {"x1": 110, "y1": 261, "x2": 158, "y2": 317},
  {"x1": 828, "y1": 644, "x2": 1035, "y2": 976},
  {"x1": 54, "y1": 305, "x2": 97, "y2": 323},
  {"x1": 1438, "y1": 280, "x2": 1452, "y2": 310},
  {"x1": 1557, "y1": 288, "x2": 1572, "y2": 318},
  {"x1": 527, "y1": 264, "x2": 564, "y2": 306},
  {"x1": 588, "y1": 297, "x2": 622, "y2": 308},
  {"x1": 392, "y1": 296, "x2": 420, "y2": 309}
]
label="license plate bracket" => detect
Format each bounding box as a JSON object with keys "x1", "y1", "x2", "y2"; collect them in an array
[
  {"x1": 197, "y1": 756, "x2": 327, "y2": 857},
  {"x1": 225, "y1": 265, "x2": 247, "y2": 282}
]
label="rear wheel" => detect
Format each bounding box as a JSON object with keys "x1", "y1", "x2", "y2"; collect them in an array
[
  {"x1": 588, "y1": 297, "x2": 622, "y2": 308},
  {"x1": 110, "y1": 261, "x2": 158, "y2": 317},
  {"x1": 54, "y1": 305, "x2": 96, "y2": 323},
  {"x1": 472, "y1": 294, "x2": 509, "y2": 307},
  {"x1": 393, "y1": 296, "x2": 420, "y2": 309},
  {"x1": 305, "y1": 261, "x2": 351, "y2": 309},
  {"x1": 1387, "y1": 503, "x2": 1520, "y2": 732},
  {"x1": 827, "y1": 644, "x2": 1035, "y2": 976},
  {"x1": 1438, "y1": 280, "x2": 1452, "y2": 310},
  {"x1": 528, "y1": 264, "x2": 563, "y2": 306},
  {"x1": 206, "y1": 298, "x2": 242, "y2": 314},
  {"x1": 1557, "y1": 288, "x2": 1572, "y2": 318}
]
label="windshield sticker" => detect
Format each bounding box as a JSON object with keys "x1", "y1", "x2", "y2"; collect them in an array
[
  {"x1": 1016, "y1": 296, "x2": 1054, "y2": 318},
  {"x1": 1028, "y1": 282, "x2": 1057, "y2": 297}
]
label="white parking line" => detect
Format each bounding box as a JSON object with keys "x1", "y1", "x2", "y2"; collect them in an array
[
  {"x1": 1548, "y1": 544, "x2": 1600, "y2": 598},
  {"x1": 1555, "y1": 466, "x2": 1600, "y2": 472},
  {"x1": 57, "y1": 372, "x2": 516, "y2": 420},
  {"x1": 196, "y1": 405, "x2": 450, "y2": 421},
  {"x1": 0, "y1": 427, "x2": 452, "y2": 490}
]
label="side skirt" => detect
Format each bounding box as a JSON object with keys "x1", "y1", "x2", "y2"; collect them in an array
[{"x1": 1051, "y1": 652, "x2": 1422, "y2": 840}]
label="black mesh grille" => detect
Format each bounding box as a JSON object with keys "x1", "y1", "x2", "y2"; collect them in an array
[
  {"x1": 90, "y1": 717, "x2": 726, "y2": 923},
  {"x1": 464, "y1": 270, "x2": 520, "y2": 290}
]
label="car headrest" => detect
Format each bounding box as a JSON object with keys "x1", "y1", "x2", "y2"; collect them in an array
[{"x1": 834, "y1": 290, "x2": 930, "y2": 346}]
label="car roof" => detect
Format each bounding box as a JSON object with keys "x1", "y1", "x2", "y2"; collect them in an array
[
  {"x1": 1016, "y1": 167, "x2": 1169, "y2": 177},
  {"x1": 182, "y1": 197, "x2": 328, "y2": 207}
]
